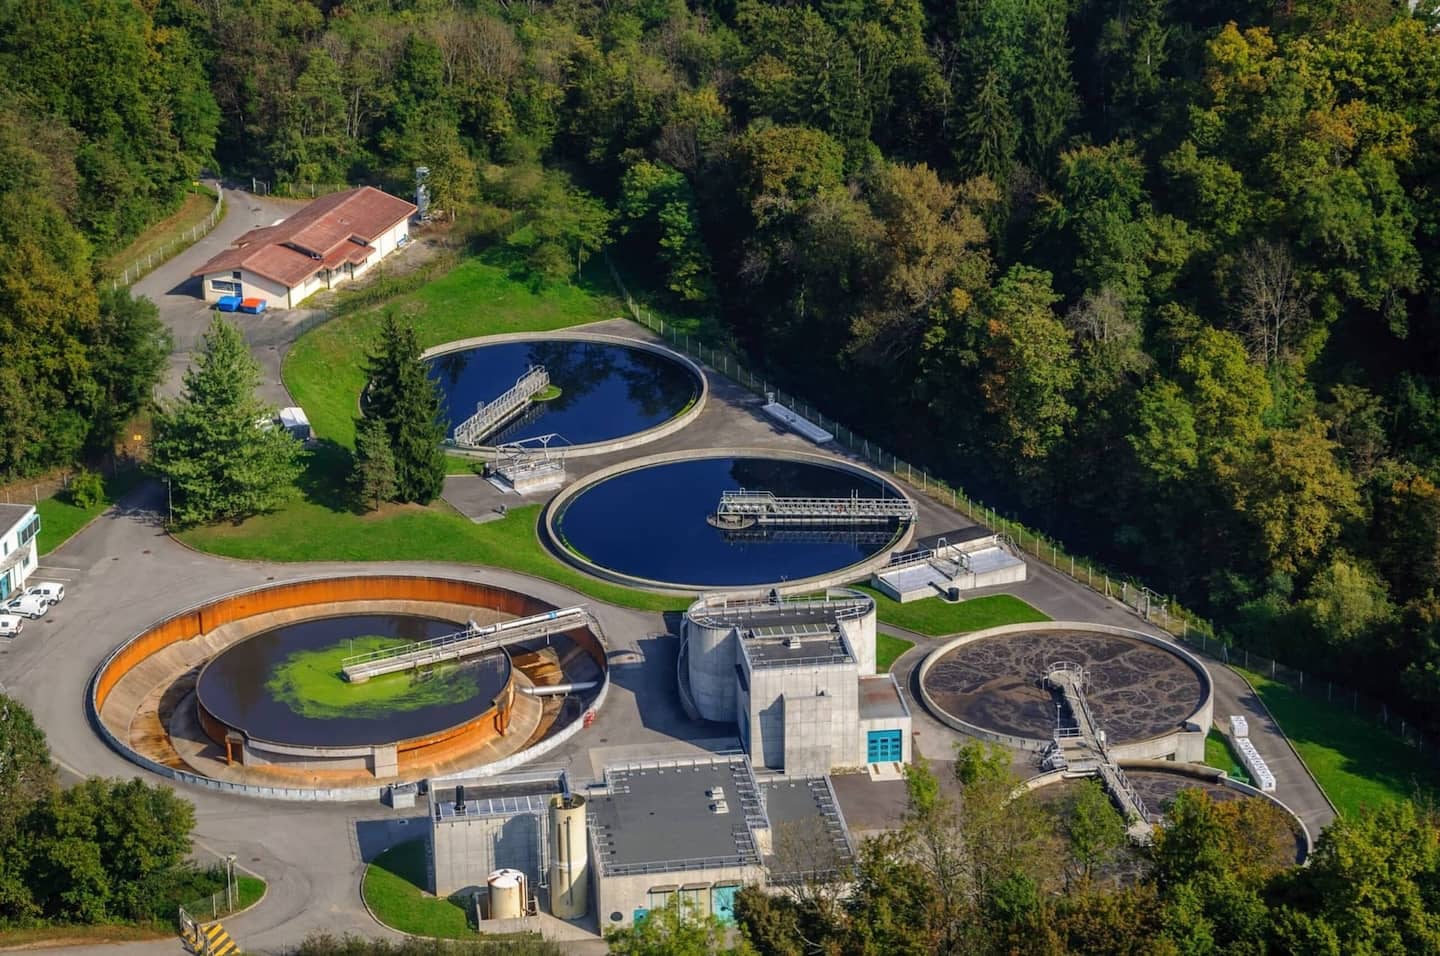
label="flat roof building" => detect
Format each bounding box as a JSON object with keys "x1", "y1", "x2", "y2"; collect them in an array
[
  {"x1": 587, "y1": 754, "x2": 766, "y2": 930},
  {"x1": 683, "y1": 589, "x2": 912, "y2": 775}
]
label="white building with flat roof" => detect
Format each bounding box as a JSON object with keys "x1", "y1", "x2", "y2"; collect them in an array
[{"x1": 0, "y1": 504, "x2": 40, "y2": 600}]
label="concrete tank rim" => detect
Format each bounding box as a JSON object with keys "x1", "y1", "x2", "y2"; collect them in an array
[
  {"x1": 543, "y1": 446, "x2": 916, "y2": 594},
  {"x1": 421, "y1": 330, "x2": 709, "y2": 459},
  {"x1": 915, "y1": 620, "x2": 1215, "y2": 752},
  {"x1": 1020, "y1": 761, "x2": 1313, "y2": 862},
  {"x1": 87, "y1": 573, "x2": 610, "y2": 798}
]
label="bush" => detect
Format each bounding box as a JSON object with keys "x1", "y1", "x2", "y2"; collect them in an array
[{"x1": 67, "y1": 469, "x2": 105, "y2": 510}]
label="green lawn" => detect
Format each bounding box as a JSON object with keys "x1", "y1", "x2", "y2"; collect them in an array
[
  {"x1": 876, "y1": 632, "x2": 914, "y2": 672},
  {"x1": 177, "y1": 459, "x2": 685, "y2": 614},
  {"x1": 1203, "y1": 728, "x2": 1252, "y2": 786},
  {"x1": 861, "y1": 588, "x2": 1050, "y2": 637},
  {"x1": 363, "y1": 840, "x2": 473, "y2": 939},
  {"x1": 1233, "y1": 666, "x2": 1440, "y2": 816},
  {"x1": 284, "y1": 252, "x2": 624, "y2": 450},
  {"x1": 236, "y1": 876, "x2": 265, "y2": 911},
  {"x1": 35, "y1": 470, "x2": 145, "y2": 556}
]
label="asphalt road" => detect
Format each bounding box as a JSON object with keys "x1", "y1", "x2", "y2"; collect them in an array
[{"x1": 130, "y1": 185, "x2": 317, "y2": 408}]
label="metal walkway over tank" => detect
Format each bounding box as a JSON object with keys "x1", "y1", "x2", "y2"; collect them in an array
[
  {"x1": 708, "y1": 489, "x2": 915, "y2": 528},
  {"x1": 1040, "y1": 661, "x2": 1154, "y2": 839},
  {"x1": 454, "y1": 365, "x2": 550, "y2": 447},
  {"x1": 341, "y1": 605, "x2": 593, "y2": 682}
]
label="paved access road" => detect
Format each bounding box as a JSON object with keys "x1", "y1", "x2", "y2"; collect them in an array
[{"x1": 129, "y1": 185, "x2": 318, "y2": 408}]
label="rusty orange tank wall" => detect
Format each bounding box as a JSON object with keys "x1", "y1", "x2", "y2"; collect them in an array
[
  {"x1": 197, "y1": 698, "x2": 231, "y2": 749},
  {"x1": 95, "y1": 576, "x2": 607, "y2": 772}
]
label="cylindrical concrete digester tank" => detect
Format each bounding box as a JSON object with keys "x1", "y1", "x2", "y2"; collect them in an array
[
  {"x1": 549, "y1": 794, "x2": 590, "y2": 919},
  {"x1": 684, "y1": 612, "x2": 738, "y2": 722},
  {"x1": 487, "y1": 869, "x2": 527, "y2": 920}
]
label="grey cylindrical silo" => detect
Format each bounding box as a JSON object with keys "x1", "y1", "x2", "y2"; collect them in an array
[{"x1": 684, "y1": 601, "x2": 738, "y2": 722}]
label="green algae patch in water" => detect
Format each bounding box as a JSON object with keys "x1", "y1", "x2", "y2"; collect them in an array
[{"x1": 265, "y1": 636, "x2": 482, "y2": 720}]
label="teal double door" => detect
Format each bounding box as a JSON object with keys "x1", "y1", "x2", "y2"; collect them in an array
[{"x1": 867, "y1": 729, "x2": 902, "y2": 763}]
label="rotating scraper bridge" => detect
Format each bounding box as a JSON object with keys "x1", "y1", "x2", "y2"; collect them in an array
[
  {"x1": 454, "y1": 365, "x2": 551, "y2": 448},
  {"x1": 708, "y1": 490, "x2": 916, "y2": 529},
  {"x1": 1040, "y1": 661, "x2": 1153, "y2": 838},
  {"x1": 341, "y1": 606, "x2": 597, "y2": 682}
]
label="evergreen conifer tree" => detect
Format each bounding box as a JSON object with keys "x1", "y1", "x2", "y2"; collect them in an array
[
  {"x1": 151, "y1": 317, "x2": 300, "y2": 526},
  {"x1": 358, "y1": 313, "x2": 446, "y2": 504},
  {"x1": 352, "y1": 415, "x2": 398, "y2": 511}
]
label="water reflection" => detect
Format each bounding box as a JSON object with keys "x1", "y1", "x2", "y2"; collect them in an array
[
  {"x1": 427, "y1": 340, "x2": 698, "y2": 445},
  {"x1": 555, "y1": 457, "x2": 902, "y2": 587},
  {"x1": 196, "y1": 614, "x2": 509, "y2": 747}
]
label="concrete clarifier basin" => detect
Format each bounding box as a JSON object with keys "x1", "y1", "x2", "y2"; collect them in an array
[{"x1": 90, "y1": 575, "x2": 608, "y2": 799}]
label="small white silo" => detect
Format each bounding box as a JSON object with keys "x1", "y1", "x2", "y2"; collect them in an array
[{"x1": 486, "y1": 868, "x2": 527, "y2": 920}]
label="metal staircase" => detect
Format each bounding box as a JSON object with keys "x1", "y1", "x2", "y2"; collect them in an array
[
  {"x1": 1042, "y1": 662, "x2": 1153, "y2": 838},
  {"x1": 454, "y1": 365, "x2": 550, "y2": 447}
]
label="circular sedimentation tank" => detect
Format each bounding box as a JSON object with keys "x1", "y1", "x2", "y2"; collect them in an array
[
  {"x1": 426, "y1": 335, "x2": 703, "y2": 450},
  {"x1": 919, "y1": 623, "x2": 1212, "y2": 753},
  {"x1": 90, "y1": 576, "x2": 609, "y2": 796},
  {"x1": 549, "y1": 451, "x2": 913, "y2": 590},
  {"x1": 196, "y1": 614, "x2": 511, "y2": 749},
  {"x1": 1027, "y1": 767, "x2": 1308, "y2": 866}
]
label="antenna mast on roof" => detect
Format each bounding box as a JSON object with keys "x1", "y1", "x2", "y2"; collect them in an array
[{"x1": 415, "y1": 167, "x2": 430, "y2": 222}]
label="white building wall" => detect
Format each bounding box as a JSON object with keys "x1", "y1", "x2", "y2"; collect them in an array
[
  {"x1": 430, "y1": 812, "x2": 545, "y2": 896},
  {"x1": 743, "y1": 660, "x2": 858, "y2": 771},
  {"x1": 838, "y1": 615, "x2": 876, "y2": 677},
  {"x1": 200, "y1": 269, "x2": 294, "y2": 308},
  {"x1": 595, "y1": 862, "x2": 762, "y2": 930},
  {"x1": 0, "y1": 507, "x2": 39, "y2": 599}
]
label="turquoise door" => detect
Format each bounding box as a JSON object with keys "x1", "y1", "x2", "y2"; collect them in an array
[
  {"x1": 867, "y1": 729, "x2": 902, "y2": 763},
  {"x1": 712, "y1": 884, "x2": 738, "y2": 925}
]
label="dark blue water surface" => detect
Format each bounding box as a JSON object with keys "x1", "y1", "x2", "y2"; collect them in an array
[
  {"x1": 427, "y1": 340, "x2": 699, "y2": 446},
  {"x1": 554, "y1": 457, "x2": 905, "y2": 587},
  {"x1": 196, "y1": 614, "x2": 510, "y2": 748}
]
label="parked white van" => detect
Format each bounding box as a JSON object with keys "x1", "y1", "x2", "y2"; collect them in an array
[
  {"x1": 0, "y1": 614, "x2": 22, "y2": 637},
  {"x1": 26, "y1": 582, "x2": 64, "y2": 605},
  {"x1": 2, "y1": 594, "x2": 45, "y2": 619}
]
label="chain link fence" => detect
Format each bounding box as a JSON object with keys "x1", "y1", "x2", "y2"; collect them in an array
[
  {"x1": 607, "y1": 262, "x2": 1440, "y2": 766},
  {"x1": 110, "y1": 186, "x2": 225, "y2": 289}
]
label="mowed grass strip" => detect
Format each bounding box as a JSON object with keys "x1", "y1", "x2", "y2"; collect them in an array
[
  {"x1": 363, "y1": 839, "x2": 473, "y2": 939},
  {"x1": 1233, "y1": 665, "x2": 1440, "y2": 816},
  {"x1": 177, "y1": 493, "x2": 686, "y2": 614},
  {"x1": 35, "y1": 470, "x2": 145, "y2": 556},
  {"x1": 1204, "y1": 728, "x2": 1252, "y2": 786},
  {"x1": 861, "y1": 588, "x2": 1050, "y2": 637},
  {"x1": 284, "y1": 253, "x2": 624, "y2": 450},
  {"x1": 876, "y1": 633, "x2": 914, "y2": 672}
]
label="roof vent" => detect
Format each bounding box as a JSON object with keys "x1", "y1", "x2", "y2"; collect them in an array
[
  {"x1": 707, "y1": 786, "x2": 726, "y2": 800},
  {"x1": 709, "y1": 800, "x2": 730, "y2": 814},
  {"x1": 784, "y1": 636, "x2": 801, "y2": 649}
]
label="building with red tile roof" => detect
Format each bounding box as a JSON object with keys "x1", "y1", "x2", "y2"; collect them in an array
[{"x1": 192, "y1": 186, "x2": 417, "y2": 310}]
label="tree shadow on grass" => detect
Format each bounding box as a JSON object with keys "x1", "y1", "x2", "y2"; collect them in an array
[{"x1": 296, "y1": 440, "x2": 360, "y2": 514}]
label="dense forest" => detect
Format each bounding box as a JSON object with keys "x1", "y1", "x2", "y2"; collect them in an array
[{"x1": 4, "y1": 0, "x2": 1440, "y2": 734}]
